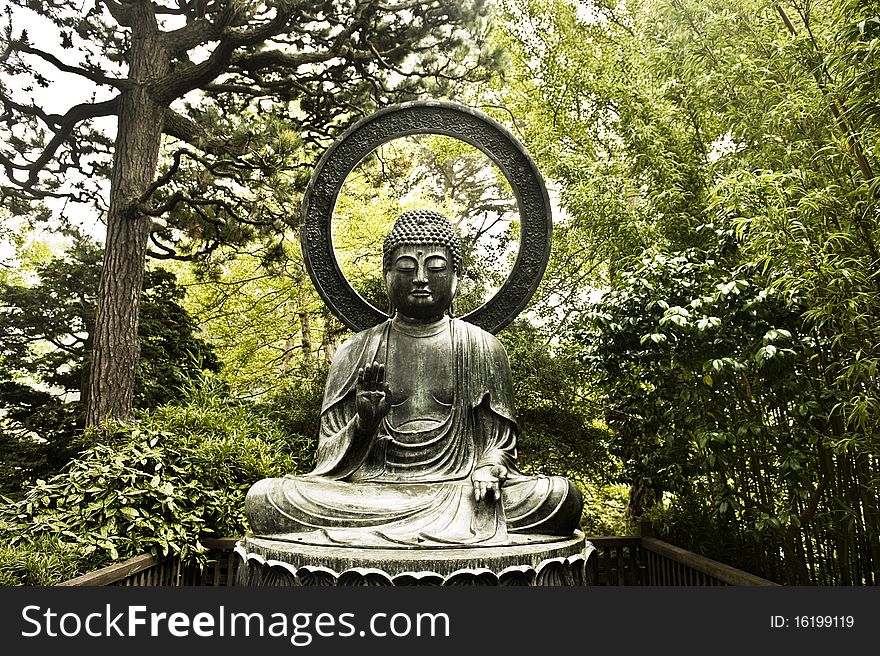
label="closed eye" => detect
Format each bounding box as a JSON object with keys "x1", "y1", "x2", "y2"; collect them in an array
[
  {"x1": 426, "y1": 256, "x2": 447, "y2": 271},
  {"x1": 395, "y1": 256, "x2": 417, "y2": 272}
]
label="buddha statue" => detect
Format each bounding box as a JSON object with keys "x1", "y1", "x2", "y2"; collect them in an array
[{"x1": 245, "y1": 209, "x2": 583, "y2": 547}]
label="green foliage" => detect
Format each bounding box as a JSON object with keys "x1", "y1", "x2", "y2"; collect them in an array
[
  {"x1": 836, "y1": 0, "x2": 880, "y2": 130},
  {"x1": 493, "y1": 0, "x2": 880, "y2": 583},
  {"x1": 255, "y1": 364, "x2": 328, "y2": 472},
  {"x1": 499, "y1": 320, "x2": 610, "y2": 479},
  {"x1": 0, "y1": 238, "x2": 221, "y2": 496},
  {"x1": 0, "y1": 380, "x2": 307, "y2": 585},
  {"x1": 0, "y1": 535, "x2": 97, "y2": 587},
  {"x1": 580, "y1": 482, "x2": 631, "y2": 537},
  {"x1": 136, "y1": 268, "x2": 223, "y2": 407},
  {"x1": 640, "y1": 492, "x2": 784, "y2": 580},
  {"x1": 174, "y1": 243, "x2": 331, "y2": 396},
  {"x1": 710, "y1": 169, "x2": 880, "y2": 446},
  {"x1": 581, "y1": 222, "x2": 878, "y2": 583}
]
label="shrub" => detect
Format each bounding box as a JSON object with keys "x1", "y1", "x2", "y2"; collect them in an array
[
  {"x1": 0, "y1": 381, "x2": 308, "y2": 585},
  {"x1": 0, "y1": 535, "x2": 99, "y2": 586}
]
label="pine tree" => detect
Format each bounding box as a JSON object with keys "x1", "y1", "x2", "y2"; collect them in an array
[{"x1": 0, "y1": 0, "x2": 498, "y2": 425}]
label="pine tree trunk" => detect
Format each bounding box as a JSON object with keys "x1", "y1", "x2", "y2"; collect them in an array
[
  {"x1": 78, "y1": 330, "x2": 92, "y2": 428},
  {"x1": 626, "y1": 483, "x2": 660, "y2": 522},
  {"x1": 86, "y1": 5, "x2": 168, "y2": 426}
]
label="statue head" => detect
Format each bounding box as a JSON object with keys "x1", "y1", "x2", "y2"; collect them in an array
[{"x1": 382, "y1": 210, "x2": 462, "y2": 321}]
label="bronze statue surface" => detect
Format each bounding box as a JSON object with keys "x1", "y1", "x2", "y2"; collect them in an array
[{"x1": 246, "y1": 210, "x2": 583, "y2": 548}]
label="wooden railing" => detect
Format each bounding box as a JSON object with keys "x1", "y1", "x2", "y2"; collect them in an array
[
  {"x1": 59, "y1": 538, "x2": 240, "y2": 587},
  {"x1": 588, "y1": 536, "x2": 778, "y2": 586},
  {"x1": 588, "y1": 536, "x2": 644, "y2": 586},
  {"x1": 60, "y1": 535, "x2": 777, "y2": 587}
]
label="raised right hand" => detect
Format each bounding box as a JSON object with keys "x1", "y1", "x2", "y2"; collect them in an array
[{"x1": 355, "y1": 361, "x2": 391, "y2": 434}]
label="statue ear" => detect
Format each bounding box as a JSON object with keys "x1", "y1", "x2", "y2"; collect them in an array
[
  {"x1": 448, "y1": 273, "x2": 459, "y2": 317},
  {"x1": 384, "y1": 270, "x2": 395, "y2": 315}
]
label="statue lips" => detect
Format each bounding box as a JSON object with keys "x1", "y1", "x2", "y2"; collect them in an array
[{"x1": 409, "y1": 288, "x2": 432, "y2": 301}]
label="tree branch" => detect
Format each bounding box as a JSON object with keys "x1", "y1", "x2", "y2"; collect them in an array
[
  {"x1": 231, "y1": 8, "x2": 368, "y2": 72},
  {"x1": 223, "y1": 6, "x2": 296, "y2": 48},
  {"x1": 100, "y1": 0, "x2": 135, "y2": 27},
  {"x1": 152, "y1": 40, "x2": 236, "y2": 103},
  {"x1": 155, "y1": 7, "x2": 296, "y2": 103},
  {"x1": 10, "y1": 40, "x2": 131, "y2": 90},
  {"x1": 139, "y1": 146, "x2": 255, "y2": 206},
  {"x1": 230, "y1": 46, "x2": 366, "y2": 72},
  {"x1": 152, "y1": 3, "x2": 188, "y2": 16},
  {"x1": 161, "y1": 106, "x2": 235, "y2": 156},
  {"x1": 0, "y1": 94, "x2": 56, "y2": 128},
  {"x1": 2, "y1": 97, "x2": 119, "y2": 190},
  {"x1": 147, "y1": 232, "x2": 220, "y2": 261},
  {"x1": 164, "y1": 17, "x2": 222, "y2": 56}
]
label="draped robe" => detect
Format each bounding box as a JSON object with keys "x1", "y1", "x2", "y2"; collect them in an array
[{"x1": 245, "y1": 318, "x2": 582, "y2": 547}]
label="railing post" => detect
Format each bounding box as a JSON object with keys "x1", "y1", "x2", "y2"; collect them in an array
[{"x1": 636, "y1": 520, "x2": 652, "y2": 584}]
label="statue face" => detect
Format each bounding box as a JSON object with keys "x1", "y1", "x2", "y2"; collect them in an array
[{"x1": 385, "y1": 244, "x2": 458, "y2": 321}]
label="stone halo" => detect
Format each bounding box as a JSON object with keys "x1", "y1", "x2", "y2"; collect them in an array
[{"x1": 300, "y1": 100, "x2": 553, "y2": 335}]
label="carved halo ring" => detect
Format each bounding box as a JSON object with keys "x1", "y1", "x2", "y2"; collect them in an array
[{"x1": 300, "y1": 100, "x2": 552, "y2": 335}]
